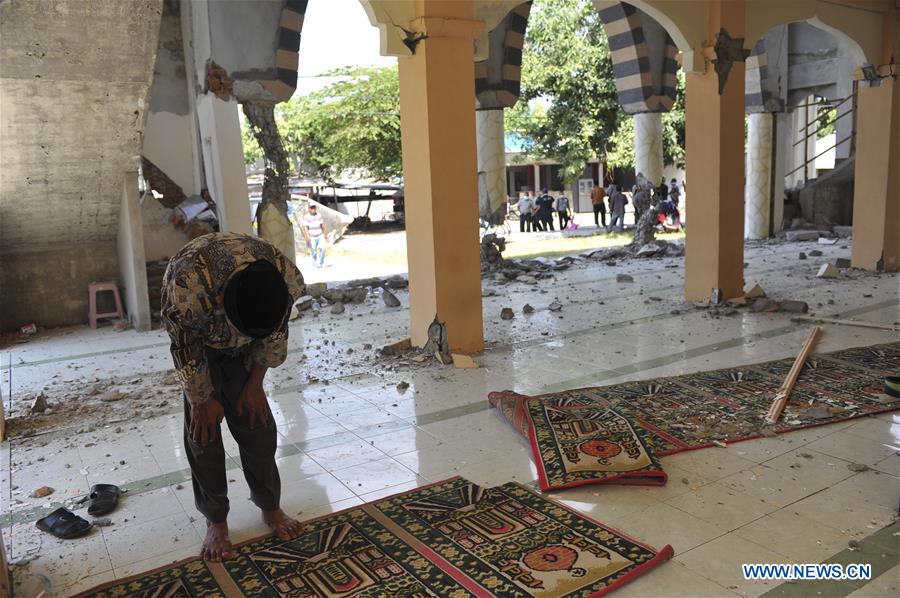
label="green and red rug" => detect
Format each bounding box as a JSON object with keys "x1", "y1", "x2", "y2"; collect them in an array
[
  {"x1": 489, "y1": 341, "x2": 900, "y2": 490},
  {"x1": 78, "y1": 478, "x2": 673, "y2": 597}
]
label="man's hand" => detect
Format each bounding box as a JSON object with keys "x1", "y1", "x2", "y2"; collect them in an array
[
  {"x1": 190, "y1": 400, "x2": 225, "y2": 447},
  {"x1": 236, "y1": 365, "x2": 269, "y2": 429}
]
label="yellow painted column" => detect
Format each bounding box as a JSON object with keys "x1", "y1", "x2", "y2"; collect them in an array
[
  {"x1": 851, "y1": 14, "x2": 900, "y2": 272},
  {"x1": 684, "y1": 0, "x2": 747, "y2": 301},
  {"x1": 398, "y1": 2, "x2": 485, "y2": 352}
]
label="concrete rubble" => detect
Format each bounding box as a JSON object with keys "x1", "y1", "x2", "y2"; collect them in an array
[{"x1": 817, "y1": 263, "x2": 840, "y2": 278}]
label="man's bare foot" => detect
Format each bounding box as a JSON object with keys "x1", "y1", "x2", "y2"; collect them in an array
[
  {"x1": 262, "y1": 508, "x2": 305, "y2": 541},
  {"x1": 202, "y1": 521, "x2": 234, "y2": 562}
]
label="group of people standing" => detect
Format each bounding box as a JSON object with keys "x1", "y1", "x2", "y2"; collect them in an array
[
  {"x1": 516, "y1": 189, "x2": 572, "y2": 233},
  {"x1": 590, "y1": 176, "x2": 682, "y2": 233}
]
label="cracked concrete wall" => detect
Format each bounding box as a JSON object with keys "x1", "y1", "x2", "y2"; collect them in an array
[{"x1": 0, "y1": 0, "x2": 163, "y2": 328}]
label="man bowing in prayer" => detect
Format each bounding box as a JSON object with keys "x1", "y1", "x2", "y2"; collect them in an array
[{"x1": 161, "y1": 232, "x2": 305, "y2": 561}]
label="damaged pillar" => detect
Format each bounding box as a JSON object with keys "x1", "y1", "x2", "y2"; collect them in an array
[
  {"x1": 744, "y1": 112, "x2": 773, "y2": 239},
  {"x1": 851, "y1": 75, "x2": 900, "y2": 272},
  {"x1": 398, "y1": 1, "x2": 485, "y2": 353},
  {"x1": 476, "y1": 108, "x2": 507, "y2": 221},
  {"x1": 195, "y1": 94, "x2": 253, "y2": 236},
  {"x1": 117, "y1": 171, "x2": 152, "y2": 331},
  {"x1": 242, "y1": 101, "x2": 297, "y2": 262},
  {"x1": 683, "y1": 0, "x2": 747, "y2": 301},
  {"x1": 633, "y1": 112, "x2": 664, "y2": 185}
]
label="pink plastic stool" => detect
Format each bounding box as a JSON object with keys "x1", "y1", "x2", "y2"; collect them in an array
[{"x1": 88, "y1": 282, "x2": 125, "y2": 329}]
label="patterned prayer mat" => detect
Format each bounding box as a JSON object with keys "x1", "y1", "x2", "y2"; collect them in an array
[
  {"x1": 78, "y1": 478, "x2": 673, "y2": 597},
  {"x1": 489, "y1": 341, "x2": 900, "y2": 469},
  {"x1": 490, "y1": 394, "x2": 667, "y2": 490}
]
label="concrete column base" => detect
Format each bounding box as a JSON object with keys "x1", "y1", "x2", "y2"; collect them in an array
[
  {"x1": 476, "y1": 109, "x2": 507, "y2": 221},
  {"x1": 117, "y1": 172, "x2": 152, "y2": 332}
]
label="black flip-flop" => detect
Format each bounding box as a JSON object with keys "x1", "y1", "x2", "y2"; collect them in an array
[
  {"x1": 885, "y1": 376, "x2": 900, "y2": 398},
  {"x1": 87, "y1": 484, "x2": 121, "y2": 516},
  {"x1": 36, "y1": 507, "x2": 93, "y2": 539}
]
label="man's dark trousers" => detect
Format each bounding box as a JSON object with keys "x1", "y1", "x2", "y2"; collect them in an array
[
  {"x1": 520, "y1": 213, "x2": 532, "y2": 233},
  {"x1": 183, "y1": 346, "x2": 280, "y2": 523}
]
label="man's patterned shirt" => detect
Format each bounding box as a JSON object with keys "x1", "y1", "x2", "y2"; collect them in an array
[{"x1": 160, "y1": 233, "x2": 305, "y2": 406}]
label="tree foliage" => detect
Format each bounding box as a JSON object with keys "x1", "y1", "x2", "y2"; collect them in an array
[
  {"x1": 506, "y1": 0, "x2": 685, "y2": 181},
  {"x1": 240, "y1": 66, "x2": 402, "y2": 182}
]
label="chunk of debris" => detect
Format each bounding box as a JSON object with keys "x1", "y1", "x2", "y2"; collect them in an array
[
  {"x1": 832, "y1": 226, "x2": 852, "y2": 238},
  {"x1": 396, "y1": 381, "x2": 409, "y2": 393},
  {"x1": 385, "y1": 275, "x2": 408, "y2": 289},
  {"x1": 710, "y1": 288, "x2": 724, "y2": 305},
  {"x1": 548, "y1": 301, "x2": 563, "y2": 312},
  {"x1": 616, "y1": 274, "x2": 634, "y2": 283},
  {"x1": 751, "y1": 298, "x2": 780, "y2": 313},
  {"x1": 636, "y1": 242, "x2": 663, "y2": 257},
  {"x1": 345, "y1": 287, "x2": 368, "y2": 304},
  {"x1": 100, "y1": 390, "x2": 125, "y2": 402},
  {"x1": 744, "y1": 283, "x2": 766, "y2": 299},
  {"x1": 19, "y1": 323, "x2": 37, "y2": 335},
  {"x1": 92, "y1": 517, "x2": 113, "y2": 527},
  {"x1": 726, "y1": 296, "x2": 747, "y2": 307},
  {"x1": 381, "y1": 338, "x2": 412, "y2": 356},
  {"x1": 779, "y1": 300, "x2": 809, "y2": 313},
  {"x1": 518, "y1": 275, "x2": 538, "y2": 284},
  {"x1": 294, "y1": 295, "x2": 314, "y2": 312},
  {"x1": 808, "y1": 250, "x2": 823, "y2": 257},
  {"x1": 330, "y1": 302, "x2": 345, "y2": 315},
  {"x1": 112, "y1": 319, "x2": 129, "y2": 332},
  {"x1": 307, "y1": 282, "x2": 327, "y2": 298},
  {"x1": 848, "y1": 539, "x2": 860, "y2": 550},
  {"x1": 31, "y1": 486, "x2": 54, "y2": 498},
  {"x1": 832, "y1": 257, "x2": 851, "y2": 269},
  {"x1": 382, "y1": 289, "x2": 401, "y2": 308},
  {"x1": 798, "y1": 252, "x2": 807, "y2": 260},
  {"x1": 523, "y1": 304, "x2": 535, "y2": 314},
  {"x1": 451, "y1": 354, "x2": 478, "y2": 369},
  {"x1": 816, "y1": 263, "x2": 840, "y2": 279},
  {"x1": 817, "y1": 237, "x2": 838, "y2": 245},
  {"x1": 785, "y1": 230, "x2": 820, "y2": 242},
  {"x1": 847, "y1": 462, "x2": 869, "y2": 472},
  {"x1": 30, "y1": 394, "x2": 48, "y2": 414},
  {"x1": 500, "y1": 308, "x2": 514, "y2": 320}
]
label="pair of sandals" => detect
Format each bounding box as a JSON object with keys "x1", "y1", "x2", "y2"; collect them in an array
[{"x1": 35, "y1": 484, "x2": 120, "y2": 539}]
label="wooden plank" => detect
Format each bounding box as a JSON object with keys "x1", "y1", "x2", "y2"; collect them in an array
[
  {"x1": 766, "y1": 327, "x2": 822, "y2": 424},
  {"x1": 791, "y1": 315, "x2": 899, "y2": 332}
]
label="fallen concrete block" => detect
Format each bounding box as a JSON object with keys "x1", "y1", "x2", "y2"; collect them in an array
[
  {"x1": 832, "y1": 258, "x2": 851, "y2": 269},
  {"x1": 798, "y1": 252, "x2": 807, "y2": 260},
  {"x1": 636, "y1": 242, "x2": 662, "y2": 257},
  {"x1": 295, "y1": 295, "x2": 314, "y2": 311},
  {"x1": 616, "y1": 274, "x2": 634, "y2": 283},
  {"x1": 808, "y1": 250, "x2": 823, "y2": 257},
  {"x1": 785, "y1": 230, "x2": 820, "y2": 242},
  {"x1": 523, "y1": 303, "x2": 535, "y2": 314},
  {"x1": 307, "y1": 282, "x2": 327, "y2": 298},
  {"x1": 744, "y1": 283, "x2": 766, "y2": 299},
  {"x1": 548, "y1": 301, "x2": 563, "y2": 312},
  {"x1": 382, "y1": 289, "x2": 401, "y2": 308},
  {"x1": 381, "y1": 338, "x2": 412, "y2": 356},
  {"x1": 817, "y1": 237, "x2": 838, "y2": 245},
  {"x1": 500, "y1": 307, "x2": 514, "y2": 320},
  {"x1": 817, "y1": 263, "x2": 840, "y2": 278},
  {"x1": 832, "y1": 225, "x2": 853, "y2": 238},
  {"x1": 330, "y1": 302, "x2": 345, "y2": 314},
  {"x1": 780, "y1": 300, "x2": 809, "y2": 313}
]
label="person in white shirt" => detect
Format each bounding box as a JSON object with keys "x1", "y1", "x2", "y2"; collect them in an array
[
  {"x1": 516, "y1": 193, "x2": 534, "y2": 233},
  {"x1": 556, "y1": 194, "x2": 570, "y2": 229},
  {"x1": 301, "y1": 203, "x2": 328, "y2": 268}
]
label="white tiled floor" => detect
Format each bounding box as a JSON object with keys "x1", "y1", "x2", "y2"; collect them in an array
[{"x1": 2, "y1": 239, "x2": 898, "y2": 596}]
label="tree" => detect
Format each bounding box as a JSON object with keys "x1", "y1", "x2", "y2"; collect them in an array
[
  {"x1": 282, "y1": 66, "x2": 402, "y2": 182},
  {"x1": 506, "y1": 0, "x2": 686, "y2": 180}
]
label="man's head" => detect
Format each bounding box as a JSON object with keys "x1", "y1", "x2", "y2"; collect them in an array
[
  {"x1": 223, "y1": 259, "x2": 290, "y2": 339},
  {"x1": 671, "y1": 178, "x2": 677, "y2": 184},
  {"x1": 308, "y1": 204, "x2": 317, "y2": 214}
]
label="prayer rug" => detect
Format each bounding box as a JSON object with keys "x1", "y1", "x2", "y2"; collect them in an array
[
  {"x1": 489, "y1": 341, "x2": 900, "y2": 463},
  {"x1": 77, "y1": 477, "x2": 673, "y2": 597},
  {"x1": 490, "y1": 393, "x2": 667, "y2": 490}
]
